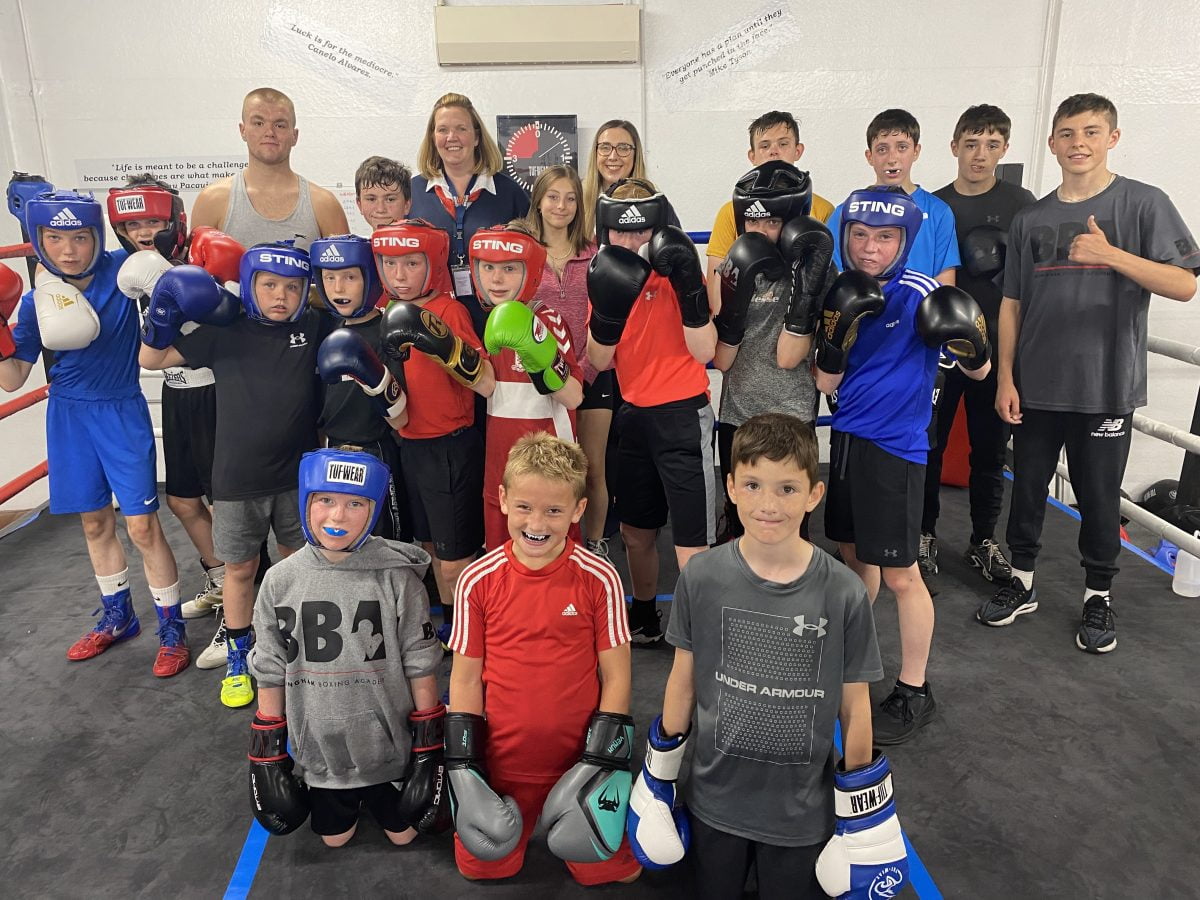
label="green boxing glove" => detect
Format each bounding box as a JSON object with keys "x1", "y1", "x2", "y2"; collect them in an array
[{"x1": 484, "y1": 301, "x2": 571, "y2": 395}]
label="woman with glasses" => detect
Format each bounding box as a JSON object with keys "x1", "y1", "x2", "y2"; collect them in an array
[{"x1": 581, "y1": 120, "x2": 681, "y2": 239}]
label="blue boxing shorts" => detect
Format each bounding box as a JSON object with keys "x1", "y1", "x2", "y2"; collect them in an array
[{"x1": 46, "y1": 393, "x2": 159, "y2": 515}]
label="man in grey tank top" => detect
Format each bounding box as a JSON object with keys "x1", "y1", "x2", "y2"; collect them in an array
[{"x1": 191, "y1": 87, "x2": 348, "y2": 250}]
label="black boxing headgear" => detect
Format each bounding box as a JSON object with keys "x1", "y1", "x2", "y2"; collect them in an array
[
  {"x1": 732, "y1": 161, "x2": 813, "y2": 235},
  {"x1": 595, "y1": 179, "x2": 669, "y2": 245}
]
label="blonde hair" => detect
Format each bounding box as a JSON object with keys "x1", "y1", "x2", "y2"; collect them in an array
[
  {"x1": 582, "y1": 120, "x2": 648, "y2": 238},
  {"x1": 502, "y1": 432, "x2": 588, "y2": 501},
  {"x1": 417, "y1": 93, "x2": 504, "y2": 179},
  {"x1": 608, "y1": 177, "x2": 655, "y2": 201},
  {"x1": 241, "y1": 87, "x2": 296, "y2": 125},
  {"x1": 525, "y1": 166, "x2": 591, "y2": 257}
]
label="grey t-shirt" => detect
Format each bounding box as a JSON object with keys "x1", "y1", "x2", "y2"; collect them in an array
[
  {"x1": 720, "y1": 275, "x2": 818, "y2": 426},
  {"x1": 1004, "y1": 176, "x2": 1200, "y2": 413},
  {"x1": 666, "y1": 542, "x2": 882, "y2": 846},
  {"x1": 249, "y1": 538, "x2": 442, "y2": 789}
]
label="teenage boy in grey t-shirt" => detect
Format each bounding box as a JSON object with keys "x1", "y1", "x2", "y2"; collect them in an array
[
  {"x1": 626, "y1": 414, "x2": 911, "y2": 899},
  {"x1": 984, "y1": 93, "x2": 1199, "y2": 655}
]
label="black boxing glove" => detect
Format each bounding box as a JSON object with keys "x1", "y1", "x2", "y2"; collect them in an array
[
  {"x1": 716, "y1": 232, "x2": 785, "y2": 347},
  {"x1": 587, "y1": 245, "x2": 652, "y2": 346},
  {"x1": 960, "y1": 225, "x2": 1007, "y2": 279},
  {"x1": 397, "y1": 703, "x2": 452, "y2": 834},
  {"x1": 815, "y1": 270, "x2": 886, "y2": 375},
  {"x1": 649, "y1": 226, "x2": 709, "y2": 329},
  {"x1": 247, "y1": 714, "x2": 310, "y2": 836},
  {"x1": 779, "y1": 215, "x2": 835, "y2": 337},
  {"x1": 380, "y1": 300, "x2": 484, "y2": 387},
  {"x1": 916, "y1": 285, "x2": 989, "y2": 370}
]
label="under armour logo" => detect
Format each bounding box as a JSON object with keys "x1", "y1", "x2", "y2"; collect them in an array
[
  {"x1": 883, "y1": 549, "x2": 900, "y2": 558},
  {"x1": 289, "y1": 332, "x2": 308, "y2": 347},
  {"x1": 793, "y1": 615, "x2": 827, "y2": 638}
]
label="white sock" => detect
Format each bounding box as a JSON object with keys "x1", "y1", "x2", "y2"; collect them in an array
[
  {"x1": 151, "y1": 582, "x2": 181, "y2": 608},
  {"x1": 1011, "y1": 568, "x2": 1034, "y2": 590},
  {"x1": 96, "y1": 569, "x2": 129, "y2": 597},
  {"x1": 1084, "y1": 588, "x2": 1108, "y2": 602}
]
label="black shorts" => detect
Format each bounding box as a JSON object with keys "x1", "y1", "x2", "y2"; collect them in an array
[
  {"x1": 162, "y1": 384, "x2": 217, "y2": 500},
  {"x1": 400, "y1": 427, "x2": 483, "y2": 560},
  {"x1": 615, "y1": 394, "x2": 716, "y2": 548},
  {"x1": 824, "y1": 430, "x2": 924, "y2": 567},
  {"x1": 579, "y1": 369, "x2": 615, "y2": 411},
  {"x1": 327, "y1": 435, "x2": 412, "y2": 543},
  {"x1": 309, "y1": 781, "x2": 409, "y2": 836},
  {"x1": 689, "y1": 816, "x2": 823, "y2": 900}
]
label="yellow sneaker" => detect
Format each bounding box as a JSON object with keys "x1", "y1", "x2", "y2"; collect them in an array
[{"x1": 220, "y1": 632, "x2": 255, "y2": 708}]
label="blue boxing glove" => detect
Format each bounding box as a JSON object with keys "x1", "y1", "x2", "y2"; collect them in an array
[
  {"x1": 318, "y1": 327, "x2": 407, "y2": 419},
  {"x1": 141, "y1": 265, "x2": 229, "y2": 349},
  {"x1": 816, "y1": 753, "x2": 908, "y2": 899},
  {"x1": 626, "y1": 715, "x2": 690, "y2": 869}
]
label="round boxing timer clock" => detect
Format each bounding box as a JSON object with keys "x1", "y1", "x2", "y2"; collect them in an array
[{"x1": 497, "y1": 116, "x2": 577, "y2": 193}]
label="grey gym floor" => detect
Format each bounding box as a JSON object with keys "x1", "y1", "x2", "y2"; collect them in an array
[{"x1": 1, "y1": 472, "x2": 1196, "y2": 900}]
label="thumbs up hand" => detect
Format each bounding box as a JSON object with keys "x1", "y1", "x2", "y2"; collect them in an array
[{"x1": 1068, "y1": 215, "x2": 1113, "y2": 266}]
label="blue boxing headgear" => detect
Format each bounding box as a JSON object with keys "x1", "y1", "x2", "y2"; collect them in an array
[
  {"x1": 239, "y1": 241, "x2": 312, "y2": 323},
  {"x1": 26, "y1": 190, "x2": 105, "y2": 278},
  {"x1": 298, "y1": 448, "x2": 391, "y2": 551},
  {"x1": 311, "y1": 235, "x2": 380, "y2": 319},
  {"x1": 840, "y1": 185, "x2": 923, "y2": 281}
]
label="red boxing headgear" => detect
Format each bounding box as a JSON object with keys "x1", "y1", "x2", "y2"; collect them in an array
[
  {"x1": 372, "y1": 219, "x2": 451, "y2": 299},
  {"x1": 468, "y1": 225, "x2": 547, "y2": 307},
  {"x1": 106, "y1": 185, "x2": 187, "y2": 260}
]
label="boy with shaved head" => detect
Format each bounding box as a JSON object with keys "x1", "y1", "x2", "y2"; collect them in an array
[{"x1": 192, "y1": 87, "x2": 348, "y2": 249}]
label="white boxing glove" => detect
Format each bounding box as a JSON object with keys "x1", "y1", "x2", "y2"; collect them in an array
[
  {"x1": 816, "y1": 753, "x2": 908, "y2": 899},
  {"x1": 33, "y1": 271, "x2": 100, "y2": 351},
  {"x1": 118, "y1": 250, "x2": 174, "y2": 302}
]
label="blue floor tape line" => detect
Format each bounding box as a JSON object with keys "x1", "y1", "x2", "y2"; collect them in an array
[{"x1": 224, "y1": 820, "x2": 269, "y2": 900}]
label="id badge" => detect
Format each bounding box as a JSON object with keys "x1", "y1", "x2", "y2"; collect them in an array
[{"x1": 451, "y1": 264, "x2": 473, "y2": 297}]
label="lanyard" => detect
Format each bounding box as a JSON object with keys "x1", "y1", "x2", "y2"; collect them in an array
[{"x1": 440, "y1": 174, "x2": 479, "y2": 265}]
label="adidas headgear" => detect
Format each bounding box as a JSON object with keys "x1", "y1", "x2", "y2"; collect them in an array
[
  {"x1": 238, "y1": 241, "x2": 312, "y2": 323},
  {"x1": 298, "y1": 448, "x2": 390, "y2": 552},
  {"x1": 840, "y1": 185, "x2": 923, "y2": 281},
  {"x1": 26, "y1": 190, "x2": 105, "y2": 278},
  {"x1": 732, "y1": 161, "x2": 813, "y2": 235},
  {"x1": 106, "y1": 184, "x2": 187, "y2": 260},
  {"x1": 468, "y1": 225, "x2": 548, "y2": 307},
  {"x1": 311, "y1": 235, "x2": 381, "y2": 319},
  {"x1": 595, "y1": 179, "x2": 670, "y2": 246},
  {"x1": 372, "y1": 219, "x2": 452, "y2": 299}
]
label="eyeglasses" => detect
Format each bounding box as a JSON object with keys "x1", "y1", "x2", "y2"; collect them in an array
[{"x1": 596, "y1": 142, "x2": 634, "y2": 158}]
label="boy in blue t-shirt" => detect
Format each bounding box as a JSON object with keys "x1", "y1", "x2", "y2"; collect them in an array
[
  {"x1": 828, "y1": 108, "x2": 960, "y2": 285},
  {"x1": 0, "y1": 191, "x2": 186, "y2": 676},
  {"x1": 814, "y1": 186, "x2": 989, "y2": 744}
]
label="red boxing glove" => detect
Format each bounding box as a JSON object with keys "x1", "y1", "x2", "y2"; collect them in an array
[
  {"x1": 0, "y1": 263, "x2": 24, "y2": 360},
  {"x1": 188, "y1": 226, "x2": 245, "y2": 284}
]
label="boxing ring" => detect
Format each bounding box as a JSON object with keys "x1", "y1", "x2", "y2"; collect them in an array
[{"x1": 0, "y1": 226, "x2": 1197, "y2": 900}]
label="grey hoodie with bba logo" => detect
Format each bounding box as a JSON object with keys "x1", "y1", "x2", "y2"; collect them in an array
[{"x1": 249, "y1": 538, "x2": 442, "y2": 790}]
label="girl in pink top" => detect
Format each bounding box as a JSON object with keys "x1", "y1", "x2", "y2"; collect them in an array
[{"x1": 526, "y1": 166, "x2": 611, "y2": 558}]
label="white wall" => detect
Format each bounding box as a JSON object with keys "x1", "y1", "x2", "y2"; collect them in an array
[{"x1": 1, "y1": 0, "x2": 1198, "y2": 511}]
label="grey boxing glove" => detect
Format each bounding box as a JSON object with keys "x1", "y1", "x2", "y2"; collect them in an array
[{"x1": 444, "y1": 712, "x2": 523, "y2": 860}]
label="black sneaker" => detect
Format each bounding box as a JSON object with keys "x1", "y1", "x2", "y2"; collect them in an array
[
  {"x1": 918, "y1": 533, "x2": 938, "y2": 577},
  {"x1": 628, "y1": 603, "x2": 663, "y2": 645},
  {"x1": 977, "y1": 577, "x2": 1038, "y2": 626},
  {"x1": 873, "y1": 682, "x2": 936, "y2": 745},
  {"x1": 1076, "y1": 596, "x2": 1117, "y2": 654},
  {"x1": 965, "y1": 538, "x2": 1013, "y2": 583}
]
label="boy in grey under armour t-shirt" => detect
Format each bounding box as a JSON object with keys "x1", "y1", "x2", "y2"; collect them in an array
[{"x1": 625, "y1": 414, "x2": 911, "y2": 899}]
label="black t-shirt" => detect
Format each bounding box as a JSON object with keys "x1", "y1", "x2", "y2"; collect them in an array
[
  {"x1": 319, "y1": 313, "x2": 405, "y2": 445},
  {"x1": 933, "y1": 179, "x2": 1036, "y2": 334},
  {"x1": 176, "y1": 309, "x2": 332, "y2": 500}
]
